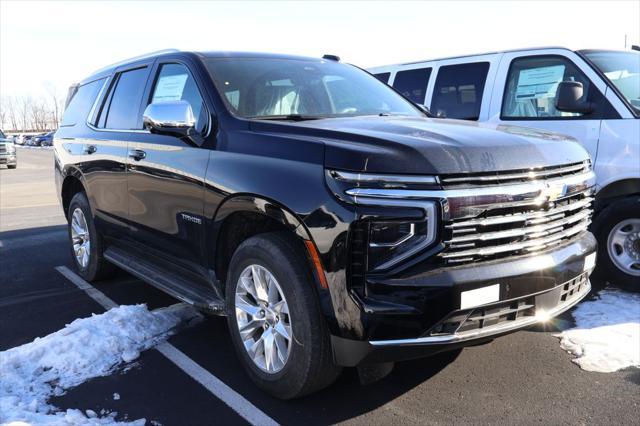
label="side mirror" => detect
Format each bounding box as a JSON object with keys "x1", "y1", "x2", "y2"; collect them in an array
[
  {"x1": 555, "y1": 81, "x2": 594, "y2": 114},
  {"x1": 143, "y1": 100, "x2": 196, "y2": 138}
]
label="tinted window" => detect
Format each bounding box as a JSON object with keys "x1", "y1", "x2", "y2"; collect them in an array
[
  {"x1": 502, "y1": 56, "x2": 594, "y2": 119},
  {"x1": 430, "y1": 62, "x2": 489, "y2": 120},
  {"x1": 60, "y1": 79, "x2": 105, "y2": 127},
  {"x1": 206, "y1": 59, "x2": 420, "y2": 119},
  {"x1": 104, "y1": 67, "x2": 148, "y2": 129},
  {"x1": 150, "y1": 63, "x2": 207, "y2": 133},
  {"x1": 392, "y1": 68, "x2": 432, "y2": 104},
  {"x1": 583, "y1": 51, "x2": 639, "y2": 114},
  {"x1": 373, "y1": 72, "x2": 390, "y2": 83}
]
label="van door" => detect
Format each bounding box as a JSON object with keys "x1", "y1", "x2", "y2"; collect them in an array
[
  {"x1": 126, "y1": 60, "x2": 211, "y2": 279},
  {"x1": 488, "y1": 50, "x2": 618, "y2": 163}
]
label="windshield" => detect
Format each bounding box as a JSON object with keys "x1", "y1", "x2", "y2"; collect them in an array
[
  {"x1": 0, "y1": 130, "x2": 6, "y2": 139},
  {"x1": 583, "y1": 50, "x2": 640, "y2": 114},
  {"x1": 206, "y1": 58, "x2": 421, "y2": 119}
]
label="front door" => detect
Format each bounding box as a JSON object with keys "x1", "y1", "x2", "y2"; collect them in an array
[
  {"x1": 489, "y1": 51, "x2": 615, "y2": 163},
  {"x1": 126, "y1": 61, "x2": 211, "y2": 277}
]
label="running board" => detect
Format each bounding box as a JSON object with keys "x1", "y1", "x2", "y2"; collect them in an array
[{"x1": 104, "y1": 247, "x2": 226, "y2": 315}]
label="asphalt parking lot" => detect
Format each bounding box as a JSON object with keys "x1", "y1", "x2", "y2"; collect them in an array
[{"x1": 1, "y1": 148, "x2": 639, "y2": 425}]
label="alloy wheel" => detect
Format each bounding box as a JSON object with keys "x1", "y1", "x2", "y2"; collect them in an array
[
  {"x1": 235, "y1": 264, "x2": 292, "y2": 373},
  {"x1": 71, "y1": 208, "x2": 91, "y2": 269}
]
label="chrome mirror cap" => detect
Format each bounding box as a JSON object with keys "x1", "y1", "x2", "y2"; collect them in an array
[{"x1": 143, "y1": 100, "x2": 196, "y2": 136}]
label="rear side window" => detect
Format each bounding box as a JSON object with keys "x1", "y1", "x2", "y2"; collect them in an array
[
  {"x1": 150, "y1": 63, "x2": 208, "y2": 134},
  {"x1": 373, "y1": 72, "x2": 390, "y2": 84},
  {"x1": 430, "y1": 62, "x2": 490, "y2": 120},
  {"x1": 103, "y1": 67, "x2": 149, "y2": 130},
  {"x1": 60, "y1": 79, "x2": 105, "y2": 127},
  {"x1": 392, "y1": 68, "x2": 432, "y2": 104}
]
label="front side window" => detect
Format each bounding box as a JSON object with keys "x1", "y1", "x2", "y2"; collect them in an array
[
  {"x1": 582, "y1": 50, "x2": 640, "y2": 115},
  {"x1": 430, "y1": 62, "x2": 489, "y2": 120},
  {"x1": 206, "y1": 58, "x2": 421, "y2": 119},
  {"x1": 502, "y1": 56, "x2": 594, "y2": 119},
  {"x1": 150, "y1": 63, "x2": 208, "y2": 133},
  {"x1": 392, "y1": 68, "x2": 432, "y2": 104},
  {"x1": 103, "y1": 67, "x2": 148, "y2": 129}
]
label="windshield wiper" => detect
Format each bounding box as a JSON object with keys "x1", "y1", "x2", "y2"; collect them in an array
[{"x1": 249, "y1": 114, "x2": 323, "y2": 122}]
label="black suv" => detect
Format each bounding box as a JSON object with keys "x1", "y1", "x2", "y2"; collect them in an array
[{"x1": 55, "y1": 50, "x2": 597, "y2": 398}]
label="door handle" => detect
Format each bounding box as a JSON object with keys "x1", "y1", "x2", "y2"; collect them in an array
[
  {"x1": 128, "y1": 149, "x2": 146, "y2": 161},
  {"x1": 83, "y1": 145, "x2": 97, "y2": 154}
]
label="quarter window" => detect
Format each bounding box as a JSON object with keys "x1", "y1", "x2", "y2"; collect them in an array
[
  {"x1": 430, "y1": 62, "x2": 489, "y2": 120},
  {"x1": 373, "y1": 72, "x2": 391, "y2": 84},
  {"x1": 150, "y1": 63, "x2": 207, "y2": 134},
  {"x1": 103, "y1": 67, "x2": 149, "y2": 130},
  {"x1": 502, "y1": 56, "x2": 593, "y2": 119},
  {"x1": 60, "y1": 79, "x2": 106, "y2": 127},
  {"x1": 392, "y1": 68, "x2": 432, "y2": 104}
]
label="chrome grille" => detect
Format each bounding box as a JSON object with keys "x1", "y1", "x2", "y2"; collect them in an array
[
  {"x1": 441, "y1": 189, "x2": 593, "y2": 264},
  {"x1": 0, "y1": 145, "x2": 6, "y2": 153},
  {"x1": 440, "y1": 160, "x2": 590, "y2": 187}
]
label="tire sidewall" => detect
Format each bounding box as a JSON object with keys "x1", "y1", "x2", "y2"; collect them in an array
[{"x1": 225, "y1": 236, "x2": 318, "y2": 396}]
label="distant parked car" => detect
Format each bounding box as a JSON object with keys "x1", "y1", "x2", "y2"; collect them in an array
[
  {"x1": 15, "y1": 134, "x2": 32, "y2": 145},
  {"x1": 33, "y1": 131, "x2": 55, "y2": 146},
  {"x1": 26, "y1": 134, "x2": 44, "y2": 146},
  {"x1": 0, "y1": 130, "x2": 17, "y2": 169}
]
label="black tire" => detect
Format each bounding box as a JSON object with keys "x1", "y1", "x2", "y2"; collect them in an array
[
  {"x1": 225, "y1": 232, "x2": 341, "y2": 399},
  {"x1": 592, "y1": 197, "x2": 640, "y2": 293},
  {"x1": 7, "y1": 165, "x2": 16, "y2": 169},
  {"x1": 67, "y1": 192, "x2": 116, "y2": 281}
]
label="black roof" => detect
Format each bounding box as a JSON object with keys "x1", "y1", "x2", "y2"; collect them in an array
[{"x1": 81, "y1": 49, "x2": 323, "y2": 85}]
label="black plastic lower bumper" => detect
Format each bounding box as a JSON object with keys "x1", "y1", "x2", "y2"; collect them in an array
[{"x1": 331, "y1": 232, "x2": 596, "y2": 366}]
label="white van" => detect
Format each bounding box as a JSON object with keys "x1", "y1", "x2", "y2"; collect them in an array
[{"x1": 370, "y1": 47, "x2": 640, "y2": 290}]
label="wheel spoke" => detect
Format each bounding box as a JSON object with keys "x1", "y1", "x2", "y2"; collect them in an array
[
  {"x1": 251, "y1": 265, "x2": 269, "y2": 302},
  {"x1": 239, "y1": 319, "x2": 264, "y2": 338},
  {"x1": 273, "y1": 300, "x2": 289, "y2": 315},
  {"x1": 263, "y1": 329, "x2": 276, "y2": 372},
  {"x1": 274, "y1": 334, "x2": 288, "y2": 364},
  {"x1": 235, "y1": 295, "x2": 260, "y2": 317},
  {"x1": 274, "y1": 321, "x2": 291, "y2": 340}
]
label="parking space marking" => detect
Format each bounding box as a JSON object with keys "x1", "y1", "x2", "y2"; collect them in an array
[{"x1": 55, "y1": 266, "x2": 279, "y2": 426}]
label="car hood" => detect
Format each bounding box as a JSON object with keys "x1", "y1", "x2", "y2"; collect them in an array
[{"x1": 252, "y1": 115, "x2": 590, "y2": 175}]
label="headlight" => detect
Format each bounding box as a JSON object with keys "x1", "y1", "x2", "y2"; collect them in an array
[{"x1": 6, "y1": 144, "x2": 16, "y2": 153}]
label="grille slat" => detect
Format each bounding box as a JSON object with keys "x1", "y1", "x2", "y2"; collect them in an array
[
  {"x1": 441, "y1": 188, "x2": 593, "y2": 264},
  {"x1": 440, "y1": 160, "x2": 590, "y2": 187}
]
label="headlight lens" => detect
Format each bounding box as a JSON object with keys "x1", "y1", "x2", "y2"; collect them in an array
[
  {"x1": 6, "y1": 144, "x2": 16, "y2": 153},
  {"x1": 367, "y1": 215, "x2": 435, "y2": 271}
]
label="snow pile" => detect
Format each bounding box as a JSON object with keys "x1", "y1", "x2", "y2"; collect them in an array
[
  {"x1": 0, "y1": 304, "x2": 201, "y2": 425},
  {"x1": 557, "y1": 289, "x2": 640, "y2": 373}
]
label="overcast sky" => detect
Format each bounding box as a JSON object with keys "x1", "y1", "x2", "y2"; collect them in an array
[{"x1": 1, "y1": 0, "x2": 639, "y2": 99}]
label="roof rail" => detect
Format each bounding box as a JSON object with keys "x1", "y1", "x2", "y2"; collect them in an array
[{"x1": 91, "y1": 49, "x2": 180, "y2": 75}]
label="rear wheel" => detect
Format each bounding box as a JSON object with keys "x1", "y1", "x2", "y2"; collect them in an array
[
  {"x1": 67, "y1": 192, "x2": 116, "y2": 281},
  {"x1": 593, "y1": 197, "x2": 640, "y2": 293},
  {"x1": 225, "y1": 232, "x2": 341, "y2": 399}
]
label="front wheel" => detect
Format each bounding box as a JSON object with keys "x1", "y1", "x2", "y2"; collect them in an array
[
  {"x1": 593, "y1": 197, "x2": 640, "y2": 293},
  {"x1": 225, "y1": 232, "x2": 341, "y2": 399}
]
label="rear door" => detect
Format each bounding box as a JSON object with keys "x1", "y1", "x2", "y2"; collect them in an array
[
  {"x1": 125, "y1": 59, "x2": 212, "y2": 277},
  {"x1": 487, "y1": 49, "x2": 618, "y2": 162}
]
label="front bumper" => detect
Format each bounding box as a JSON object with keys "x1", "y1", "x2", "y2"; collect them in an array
[
  {"x1": 331, "y1": 232, "x2": 596, "y2": 366},
  {"x1": 0, "y1": 153, "x2": 17, "y2": 165}
]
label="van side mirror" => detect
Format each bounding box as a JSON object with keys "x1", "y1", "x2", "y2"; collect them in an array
[
  {"x1": 143, "y1": 100, "x2": 196, "y2": 138},
  {"x1": 555, "y1": 81, "x2": 594, "y2": 114}
]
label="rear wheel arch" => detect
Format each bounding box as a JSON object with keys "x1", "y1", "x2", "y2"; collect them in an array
[{"x1": 61, "y1": 172, "x2": 87, "y2": 219}]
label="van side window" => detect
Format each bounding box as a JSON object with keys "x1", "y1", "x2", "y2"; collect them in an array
[
  {"x1": 502, "y1": 56, "x2": 593, "y2": 119},
  {"x1": 392, "y1": 68, "x2": 432, "y2": 104},
  {"x1": 373, "y1": 72, "x2": 390, "y2": 84},
  {"x1": 103, "y1": 67, "x2": 149, "y2": 130},
  {"x1": 60, "y1": 78, "x2": 106, "y2": 127},
  {"x1": 150, "y1": 63, "x2": 207, "y2": 134},
  {"x1": 430, "y1": 62, "x2": 489, "y2": 120}
]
